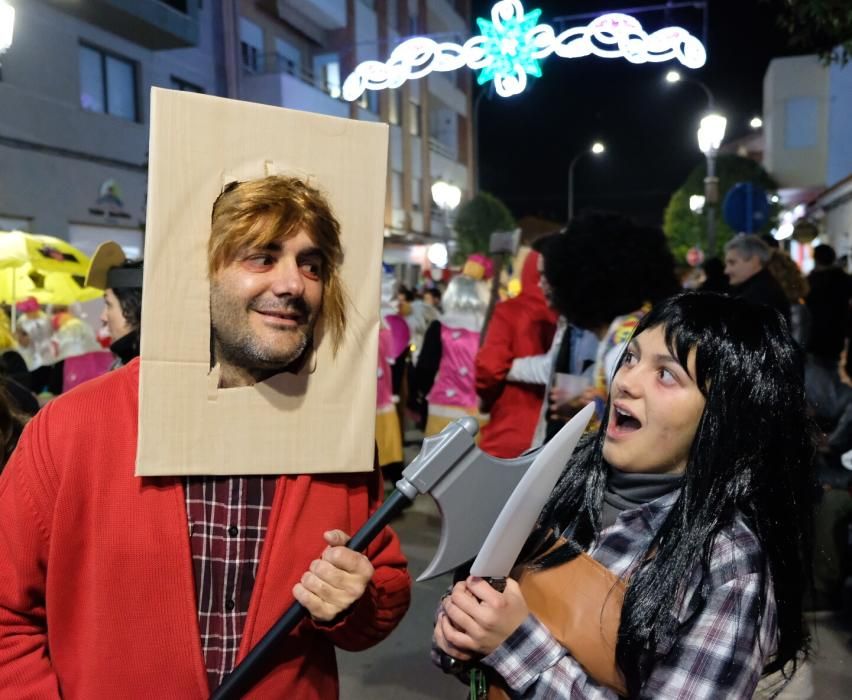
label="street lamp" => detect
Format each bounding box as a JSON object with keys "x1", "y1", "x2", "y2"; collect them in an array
[
  {"x1": 431, "y1": 179, "x2": 462, "y2": 240},
  {"x1": 567, "y1": 141, "x2": 605, "y2": 222},
  {"x1": 665, "y1": 69, "x2": 714, "y2": 109},
  {"x1": 0, "y1": 1, "x2": 14, "y2": 56},
  {"x1": 697, "y1": 113, "x2": 727, "y2": 255}
]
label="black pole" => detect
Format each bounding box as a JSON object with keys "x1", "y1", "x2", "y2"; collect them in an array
[{"x1": 210, "y1": 488, "x2": 413, "y2": 700}]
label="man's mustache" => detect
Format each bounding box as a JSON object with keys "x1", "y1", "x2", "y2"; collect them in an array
[{"x1": 249, "y1": 298, "x2": 312, "y2": 319}]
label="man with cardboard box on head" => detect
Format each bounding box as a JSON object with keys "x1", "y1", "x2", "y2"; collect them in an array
[{"x1": 0, "y1": 92, "x2": 411, "y2": 700}]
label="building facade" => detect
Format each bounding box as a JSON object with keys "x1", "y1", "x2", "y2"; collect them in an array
[
  {"x1": 763, "y1": 54, "x2": 852, "y2": 258},
  {"x1": 0, "y1": 0, "x2": 475, "y2": 286}
]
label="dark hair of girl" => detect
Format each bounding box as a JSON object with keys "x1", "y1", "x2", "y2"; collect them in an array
[{"x1": 535, "y1": 292, "x2": 815, "y2": 696}]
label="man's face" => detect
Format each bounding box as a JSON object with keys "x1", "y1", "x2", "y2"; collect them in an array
[
  {"x1": 724, "y1": 250, "x2": 762, "y2": 286},
  {"x1": 101, "y1": 288, "x2": 133, "y2": 341},
  {"x1": 210, "y1": 227, "x2": 324, "y2": 379}
]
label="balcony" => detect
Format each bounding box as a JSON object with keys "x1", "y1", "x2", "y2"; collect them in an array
[
  {"x1": 277, "y1": 0, "x2": 346, "y2": 31},
  {"x1": 44, "y1": 0, "x2": 198, "y2": 50},
  {"x1": 240, "y1": 60, "x2": 349, "y2": 119}
]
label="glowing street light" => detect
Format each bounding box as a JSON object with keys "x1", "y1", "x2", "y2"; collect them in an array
[
  {"x1": 689, "y1": 195, "x2": 706, "y2": 213},
  {"x1": 0, "y1": 0, "x2": 15, "y2": 55},
  {"x1": 750, "y1": 116, "x2": 763, "y2": 129},
  {"x1": 697, "y1": 113, "x2": 727, "y2": 254},
  {"x1": 567, "y1": 141, "x2": 606, "y2": 222},
  {"x1": 431, "y1": 180, "x2": 462, "y2": 211},
  {"x1": 431, "y1": 180, "x2": 462, "y2": 240}
]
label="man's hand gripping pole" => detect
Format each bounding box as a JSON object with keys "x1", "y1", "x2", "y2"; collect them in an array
[{"x1": 210, "y1": 417, "x2": 536, "y2": 699}]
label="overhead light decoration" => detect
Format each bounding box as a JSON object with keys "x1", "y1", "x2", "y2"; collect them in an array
[{"x1": 342, "y1": 0, "x2": 706, "y2": 101}]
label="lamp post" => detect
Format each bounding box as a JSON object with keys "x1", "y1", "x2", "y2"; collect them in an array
[
  {"x1": 567, "y1": 141, "x2": 605, "y2": 223},
  {"x1": 697, "y1": 113, "x2": 727, "y2": 255},
  {"x1": 665, "y1": 70, "x2": 714, "y2": 109},
  {"x1": 431, "y1": 179, "x2": 462, "y2": 240},
  {"x1": 0, "y1": 0, "x2": 15, "y2": 59}
]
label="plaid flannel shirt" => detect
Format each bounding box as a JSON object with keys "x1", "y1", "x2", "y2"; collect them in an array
[
  {"x1": 186, "y1": 476, "x2": 277, "y2": 689},
  {"x1": 480, "y1": 491, "x2": 778, "y2": 699}
]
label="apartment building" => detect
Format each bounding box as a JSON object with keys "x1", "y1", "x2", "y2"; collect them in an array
[
  {"x1": 232, "y1": 0, "x2": 475, "y2": 273},
  {"x1": 0, "y1": 0, "x2": 218, "y2": 257},
  {"x1": 0, "y1": 0, "x2": 475, "y2": 283}
]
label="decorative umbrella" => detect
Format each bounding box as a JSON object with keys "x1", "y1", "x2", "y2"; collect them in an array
[{"x1": 0, "y1": 230, "x2": 102, "y2": 329}]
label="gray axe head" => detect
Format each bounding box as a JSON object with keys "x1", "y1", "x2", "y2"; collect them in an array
[{"x1": 394, "y1": 418, "x2": 538, "y2": 581}]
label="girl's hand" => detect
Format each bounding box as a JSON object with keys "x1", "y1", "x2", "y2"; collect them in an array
[
  {"x1": 439, "y1": 577, "x2": 529, "y2": 657},
  {"x1": 549, "y1": 386, "x2": 597, "y2": 420}
]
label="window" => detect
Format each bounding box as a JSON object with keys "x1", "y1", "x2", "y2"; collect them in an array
[
  {"x1": 79, "y1": 45, "x2": 137, "y2": 121},
  {"x1": 358, "y1": 90, "x2": 379, "y2": 113},
  {"x1": 171, "y1": 76, "x2": 204, "y2": 93},
  {"x1": 387, "y1": 0, "x2": 399, "y2": 30},
  {"x1": 239, "y1": 17, "x2": 263, "y2": 73},
  {"x1": 314, "y1": 54, "x2": 341, "y2": 98},
  {"x1": 411, "y1": 177, "x2": 421, "y2": 211},
  {"x1": 388, "y1": 90, "x2": 401, "y2": 125},
  {"x1": 274, "y1": 38, "x2": 301, "y2": 76},
  {"x1": 409, "y1": 101, "x2": 422, "y2": 136},
  {"x1": 785, "y1": 97, "x2": 818, "y2": 149}
]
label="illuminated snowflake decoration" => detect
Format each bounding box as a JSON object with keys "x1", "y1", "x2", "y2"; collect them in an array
[
  {"x1": 475, "y1": 5, "x2": 542, "y2": 90},
  {"x1": 342, "y1": 0, "x2": 706, "y2": 101}
]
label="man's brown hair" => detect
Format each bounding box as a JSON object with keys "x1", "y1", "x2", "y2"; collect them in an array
[{"x1": 209, "y1": 176, "x2": 346, "y2": 353}]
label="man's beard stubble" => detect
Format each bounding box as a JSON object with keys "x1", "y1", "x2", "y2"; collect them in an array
[{"x1": 210, "y1": 283, "x2": 316, "y2": 378}]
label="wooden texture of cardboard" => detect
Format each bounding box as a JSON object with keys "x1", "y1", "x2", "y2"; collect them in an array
[{"x1": 136, "y1": 89, "x2": 386, "y2": 475}]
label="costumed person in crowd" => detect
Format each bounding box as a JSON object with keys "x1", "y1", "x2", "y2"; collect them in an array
[
  {"x1": 724, "y1": 234, "x2": 790, "y2": 323},
  {"x1": 0, "y1": 309, "x2": 38, "y2": 416},
  {"x1": 433, "y1": 291, "x2": 814, "y2": 699},
  {"x1": 49, "y1": 305, "x2": 100, "y2": 362},
  {"x1": 538, "y1": 215, "x2": 680, "y2": 430},
  {"x1": 698, "y1": 256, "x2": 729, "y2": 294},
  {"x1": 765, "y1": 246, "x2": 810, "y2": 348},
  {"x1": 85, "y1": 241, "x2": 144, "y2": 367},
  {"x1": 416, "y1": 267, "x2": 488, "y2": 438},
  {"x1": 505, "y1": 234, "x2": 599, "y2": 449},
  {"x1": 475, "y1": 249, "x2": 558, "y2": 458},
  {"x1": 0, "y1": 175, "x2": 411, "y2": 697},
  {"x1": 376, "y1": 267, "x2": 404, "y2": 481},
  {"x1": 14, "y1": 296, "x2": 57, "y2": 391}
]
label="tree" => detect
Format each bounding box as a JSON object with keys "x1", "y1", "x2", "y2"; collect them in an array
[
  {"x1": 769, "y1": 0, "x2": 852, "y2": 64},
  {"x1": 663, "y1": 154, "x2": 779, "y2": 262},
  {"x1": 451, "y1": 191, "x2": 515, "y2": 263}
]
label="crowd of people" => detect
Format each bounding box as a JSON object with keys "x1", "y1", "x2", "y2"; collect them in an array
[{"x1": 1, "y1": 185, "x2": 850, "y2": 697}]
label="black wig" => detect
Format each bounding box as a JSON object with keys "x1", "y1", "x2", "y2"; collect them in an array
[
  {"x1": 537, "y1": 213, "x2": 680, "y2": 331},
  {"x1": 536, "y1": 291, "x2": 815, "y2": 696}
]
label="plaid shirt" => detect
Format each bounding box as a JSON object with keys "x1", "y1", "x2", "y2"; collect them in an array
[
  {"x1": 481, "y1": 491, "x2": 778, "y2": 698},
  {"x1": 186, "y1": 476, "x2": 277, "y2": 689}
]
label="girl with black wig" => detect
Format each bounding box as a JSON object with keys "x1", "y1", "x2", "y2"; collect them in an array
[{"x1": 434, "y1": 291, "x2": 814, "y2": 698}]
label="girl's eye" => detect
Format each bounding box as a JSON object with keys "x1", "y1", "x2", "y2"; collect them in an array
[
  {"x1": 623, "y1": 350, "x2": 637, "y2": 366},
  {"x1": 658, "y1": 367, "x2": 677, "y2": 386}
]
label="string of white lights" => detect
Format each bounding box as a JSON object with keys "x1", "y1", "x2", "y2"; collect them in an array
[{"x1": 341, "y1": 1, "x2": 707, "y2": 101}]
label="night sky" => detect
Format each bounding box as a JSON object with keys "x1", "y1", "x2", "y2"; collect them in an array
[{"x1": 470, "y1": 0, "x2": 796, "y2": 226}]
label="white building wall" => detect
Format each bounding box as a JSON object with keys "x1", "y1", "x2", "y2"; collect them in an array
[{"x1": 763, "y1": 55, "x2": 830, "y2": 189}]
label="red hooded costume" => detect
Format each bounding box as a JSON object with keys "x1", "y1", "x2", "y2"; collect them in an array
[{"x1": 475, "y1": 252, "x2": 557, "y2": 458}]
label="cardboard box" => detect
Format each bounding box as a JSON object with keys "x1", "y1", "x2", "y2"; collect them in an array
[{"x1": 137, "y1": 88, "x2": 387, "y2": 476}]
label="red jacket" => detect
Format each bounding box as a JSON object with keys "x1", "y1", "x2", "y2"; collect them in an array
[
  {"x1": 0, "y1": 359, "x2": 411, "y2": 699},
  {"x1": 476, "y1": 252, "x2": 557, "y2": 458}
]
